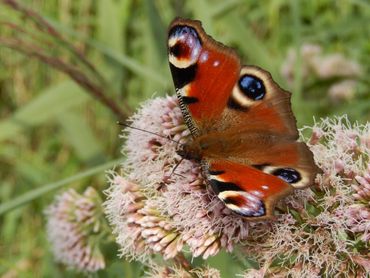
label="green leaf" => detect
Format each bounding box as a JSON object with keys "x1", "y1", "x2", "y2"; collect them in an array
[
  {"x1": 187, "y1": 0, "x2": 214, "y2": 34},
  {"x1": 90, "y1": 40, "x2": 168, "y2": 87},
  {"x1": 0, "y1": 81, "x2": 89, "y2": 141},
  {"x1": 210, "y1": 0, "x2": 243, "y2": 18},
  {"x1": 222, "y1": 15, "x2": 278, "y2": 76},
  {"x1": 0, "y1": 158, "x2": 123, "y2": 215},
  {"x1": 56, "y1": 110, "x2": 105, "y2": 164},
  {"x1": 207, "y1": 250, "x2": 245, "y2": 277},
  {"x1": 144, "y1": 0, "x2": 166, "y2": 60},
  {"x1": 44, "y1": 18, "x2": 168, "y2": 86},
  {"x1": 97, "y1": 0, "x2": 125, "y2": 52}
]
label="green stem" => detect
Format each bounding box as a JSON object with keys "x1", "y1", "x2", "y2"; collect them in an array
[
  {"x1": 0, "y1": 158, "x2": 123, "y2": 215},
  {"x1": 290, "y1": 0, "x2": 307, "y2": 125}
]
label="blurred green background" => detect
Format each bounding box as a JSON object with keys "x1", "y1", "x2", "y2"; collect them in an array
[{"x1": 0, "y1": 0, "x2": 369, "y2": 277}]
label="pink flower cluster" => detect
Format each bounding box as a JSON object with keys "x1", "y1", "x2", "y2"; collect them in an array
[
  {"x1": 281, "y1": 43, "x2": 362, "y2": 102},
  {"x1": 243, "y1": 116, "x2": 370, "y2": 277},
  {"x1": 45, "y1": 187, "x2": 106, "y2": 272},
  {"x1": 103, "y1": 95, "x2": 369, "y2": 276},
  {"x1": 144, "y1": 265, "x2": 220, "y2": 278},
  {"x1": 104, "y1": 96, "x2": 269, "y2": 263}
]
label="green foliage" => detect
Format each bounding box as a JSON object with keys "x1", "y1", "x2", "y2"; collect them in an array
[{"x1": 0, "y1": 0, "x2": 368, "y2": 276}]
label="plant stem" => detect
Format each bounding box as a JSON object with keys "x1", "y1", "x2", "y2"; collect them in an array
[
  {"x1": 0, "y1": 158, "x2": 124, "y2": 215},
  {"x1": 0, "y1": 0, "x2": 132, "y2": 119},
  {"x1": 1, "y1": 0, "x2": 106, "y2": 88},
  {"x1": 0, "y1": 36, "x2": 129, "y2": 120},
  {"x1": 173, "y1": 252, "x2": 192, "y2": 271}
]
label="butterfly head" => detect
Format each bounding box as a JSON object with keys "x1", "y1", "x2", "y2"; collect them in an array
[{"x1": 176, "y1": 142, "x2": 202, "y2": 162}]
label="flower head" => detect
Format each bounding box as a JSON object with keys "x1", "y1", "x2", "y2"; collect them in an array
[
  {"x1": 104, "y1": 96, "x2": 269, "y2": 262},
  {"x1": 280, "y1": 43, "x2": 362, "y2": 104},
  {"x1": 105, "y1": 93, "x2": 369, "y2": 276},
  {"x1": 353, "y1": 163, "x2": 370, "y2": 203},
  {"x1": 45, "y1": 187, "x2": 106, "y2": 272},
  {"x1": 281, "y1": 43, "x2": 362, "y2": 84},
  {"x1": 328, "y1": 80, "x2": 357, "y2": 102},
  {"x1": 241, "y1": 116, "x2": 370, "y2": 277},
  {"x1": 144, "y1": 264, "x2": 220, "y2": 278}
]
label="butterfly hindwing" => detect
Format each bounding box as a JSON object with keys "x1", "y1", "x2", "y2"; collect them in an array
[
  {"x1": 205, "y1": 160, "x2": 293, "y2": 220},
  {"x1": 200, "y1": 128, "x2": 318, "y2": 188}
]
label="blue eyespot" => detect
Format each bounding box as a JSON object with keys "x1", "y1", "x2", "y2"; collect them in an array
[
  {"x1": 273, "y1": 168, "x2": 301, "y2": 184},
  {"x1": 238, "y1": 75, "x2": 265, "y2": 101}
]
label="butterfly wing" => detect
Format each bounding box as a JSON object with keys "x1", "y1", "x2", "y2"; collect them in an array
[
  {"x1": 168, "y1": 18, "x2": 240, "y2": 136},
  {"x1": 168, "y1": 19, "x2": 296, "y2": 137},
  {"x1": 168, "y1": 18, "x2": 318, "y2": 219},
  {"x1": 204, "y1": 159, "x2": 293, "y2": 220}
]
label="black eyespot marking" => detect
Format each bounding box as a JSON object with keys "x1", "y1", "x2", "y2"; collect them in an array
[
  {"x1": 168, "y1": 25, "x2": 202, "y2": 63},
  {"x1": 223, "y1": 195, "x2": 243, "y2": 206},
  {"x1": 209, "y1": 179, "x2": 243, "y2": 194},
  {"x1": 208, "y1": 170, "x2": 225, "y2": 175},
  {"x1": 169, "y1": 63, "x2": 197, "y2": 89},
  {"x1": 182, "y1": 96, "x2": 199, "y2": 104},
  {"x1": 272, "y1": 168, "x2": 301, "y2": 184},
  {"x1": 169, "y1": 42, "x2": 193, "y2": 61},
  {"x1": 169, "y1": 43, "x2": 183, "y2": 57},
  {"x1": 238, "y1": 74, "x2": 266, "y2": 101},
  {"x1": 227, "y1": 97, "x2": 248, "y2": 111}
]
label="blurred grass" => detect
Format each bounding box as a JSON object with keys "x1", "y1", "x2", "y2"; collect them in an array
[{"x1": 0, "y1": 0, "x2": 369, "y2": 276}]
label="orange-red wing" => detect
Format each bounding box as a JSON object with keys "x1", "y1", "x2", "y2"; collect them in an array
[
  {"x1": 168, "y1": 18, "x2": 319, "y2": 220},
  {"x1": 205, "y1": 159, "x2": 293, "y2": 220},
  {"x1": 168, "y1": 19, "x2": 298, "y2": 138},
  {"x1": 168, "y1": 18, "x2": 241, "y2": 135}
]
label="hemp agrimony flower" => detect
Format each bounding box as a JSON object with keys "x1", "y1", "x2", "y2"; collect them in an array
[
  {"x1": 45, "y1": 187, "x2": 107, "y2": 272},
  {"x1": 242, "y1": 116, "x2": 370, "y2": 277},
  {"x1": 104, "y1": 95, "x2": 369, "y2": 276},
  {"x1": 104, "y1": 96, "x2": 268, "y2": 262}
]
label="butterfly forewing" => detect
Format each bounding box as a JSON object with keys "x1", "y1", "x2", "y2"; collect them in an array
[{"x1": 168, "y1": 18, "x2": 241, "y2": 135}]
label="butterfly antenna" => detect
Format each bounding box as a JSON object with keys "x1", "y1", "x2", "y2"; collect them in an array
[
  {"x1": 117, "y1": 121, "x2": 183, "y2": 146},
  {"x1": 170, "y1": 157, "x2": 184, "y2": 177}
]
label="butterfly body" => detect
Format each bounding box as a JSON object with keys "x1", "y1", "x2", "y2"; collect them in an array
[{"x1": 168, "y1": 18, "x2": 319, "y2": 220}]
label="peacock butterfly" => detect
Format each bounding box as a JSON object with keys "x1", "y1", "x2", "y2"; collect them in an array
[{"x1": 167, "y1": 18, "x2": 319, "y2": 220}]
